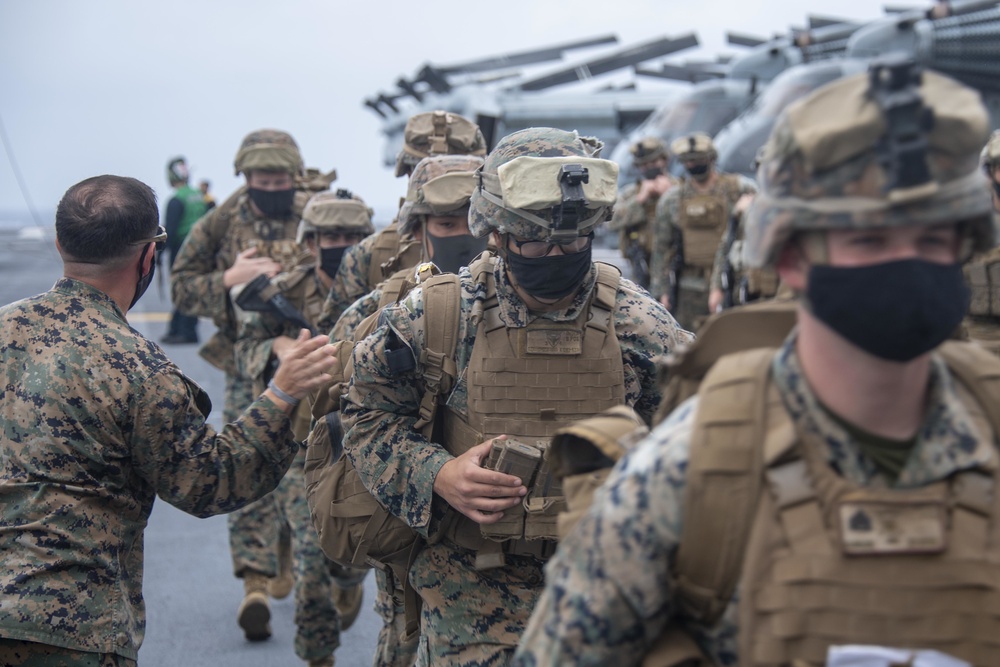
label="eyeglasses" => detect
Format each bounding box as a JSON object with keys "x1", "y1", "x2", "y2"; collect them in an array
[
  {"x1": 508, "y1": 231, "x2": 594, "y2": 259},
  {"x1": 130, "y1": 225, "x2": 168, "y2": 251}
]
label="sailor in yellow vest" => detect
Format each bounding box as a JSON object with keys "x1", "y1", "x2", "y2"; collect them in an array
[
  {"x1": 607, "y1": 137, "x2": 674, "y2": 289},
  {"x1": 515, "y1": 60, "x2": 1000, "y2": 667},
  {"x1": 962, "y1": 130, "x2": 1000, "y2": 356},
  {"x1": 649, "y1": 133, "x2": 756, "y2": 331},
  {"x1": 338, "y1": 128, "x2": 690, "y2": 666},
  {"x1": 318, "y1": 111, "x2": 487, "y2": 328}
]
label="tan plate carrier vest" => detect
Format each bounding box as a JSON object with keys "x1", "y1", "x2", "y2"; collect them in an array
[
  {"x1": 366, "y1": 223, "x2": 423, "y2": 290},
  {"x1": 676, "y1": 173, "x2": 740, "y2": 270},
  {"x1": 435, "y1": 256, "x2": 625, "y2": 567},
  {"x1": 645, "y1": 327, "x2": 1000, "y2": 666}
]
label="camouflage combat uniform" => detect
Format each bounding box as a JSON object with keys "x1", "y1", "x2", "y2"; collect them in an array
[
  {"x1": 649, "y1": 172, "x2": 756, "y2": 329},
  {"x1": 964, "y1": 130, "x2": 1000, "y2": 356},
  {"x1": 171, "y1": 130, "x2": 312, "y2": 583},
  {"x1": 234, "y1": 264, "x2": 366, "y2": 663},
  {"x1": 516, "y1": 64, "x2": 1000, "y2": 667},
  {"x1": 340, "y1": 254, "x2": 690, "y2": 665},
  {"x1": 514, "y1": 335, "x2": 997, "y2": 666},
  {"x1": 0, "y1": 278, "x2": 297, "y2": 663}
]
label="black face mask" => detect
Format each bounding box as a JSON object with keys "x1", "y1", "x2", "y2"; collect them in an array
[
  {"x1": 248, "y1": 187, "x2": 295, "y2": 218},
  {"x1": 806, "y1": 259, "x2": 969, "y2": 362},
  {"x1": 319, "y1": 246, "x2": 347, "y2": 278},
  {"x1": 685, "y1": 163, "x2": 710, "y2": 179},
  {"x1": 130, "y1": 244, "x2": 155, "y2": 309},
  {"x1": 641, "y1": 165, "x2": 665, "y2": 180},
  {"x1": 426, "y1": 233, "x2": 488, "y2": 274},
  {"x1": 506, "y1": 247, "x2": 592, "y2": 301}
]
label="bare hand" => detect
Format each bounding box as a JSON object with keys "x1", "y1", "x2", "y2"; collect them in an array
[
  {"x1": 433, "y1": 438, "x2": 527, "y2": 524},
  {"x1": 733, "y1": 193, "x2": 755, "y2": 217},
  {"x1": 269, "y1": 329, "x2": 338, "y2": 404},
  {"x1": 223, "y1": 247, "x2": 282, "y2": 288},
  {"x1": 270, "y1": 335, "x2": 297, "y2": 363},
  {"x1": 637, "y1": 175, "x2": 672, "y2": 204},
  {"x1": 660, "y1": 294, "x2": 671, "y2": 310},
  {"x1": 709, "y1": 288, "x2": 726, "y2": 314}
]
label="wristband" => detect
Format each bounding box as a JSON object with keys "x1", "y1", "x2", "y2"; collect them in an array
[{"x1": 267, "y1": 379, "x2": 301, "y2": 407}]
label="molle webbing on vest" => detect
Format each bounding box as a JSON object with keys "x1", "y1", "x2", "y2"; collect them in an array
[
  {"x1": 965, "y1": 246, "x2": 1000, "y2": 317},
  {"x1": 673, "y1": 340, "x2": 1000, "y2": 667},
  {"x1": 673, "y1": 348, "x2": 777, "y2": 625},
  {"x1": 460, "y1": 262, "x2": 624, "y2": 445},
  {"x1": 677, "y1": 174, "x2": 740, "y2": 269},
  {"x1": 368, "y1": 224, "x2": 423, "y2": 287}
]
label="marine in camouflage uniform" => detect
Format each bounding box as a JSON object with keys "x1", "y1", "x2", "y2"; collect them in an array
[
  {"x1": 326, "y1": 154, "x2": 486, "y2": 667},
  {"x1": 607, "y1": 137, "x2": 674, "y2": 289},
  {"x1": 234, "y1": 191, "x2": 373, "y2": 667},
  {"x1": 170, "y1": 128, "x2": 321, "y2": 639},
  {"x1": 963, "y1": 129, "x2": 1000, "y2": 356},
  {"x1": 0, "y1": 175, "x2": 335, "y2": 666},
  {"x1": 516, "y1": 62, "x2": 1000, "y2": 667},
  {"x1": 339, "y1": 128, "x2": 691, "y2": 666},
  {"x1": 648, "y1": 133, "x2": 757, "y2": 331},
  {"x1": 319, "y1": 111, "x2": 487, "y2": 328}
]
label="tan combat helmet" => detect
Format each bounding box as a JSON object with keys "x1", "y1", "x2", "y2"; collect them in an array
[
  {"x1": 234, "y1": 128, "x2": 304, "y2": 176},
  {"x1": 296, "y1": 190, "x2": 375, "y2": 245},
  {"x1": 468, "y1": 127, "x2": 618, "y2": 241},
  {"x1": 744, "y1": 58, "x2": 997, "y2": 269},
  {"x1": 630, "y1": 137, "x2": 668, "y2": 168},
  {"x1": 670, "y1": 133, "x2": 717, "y2": 163},
  {"x1": 398, "y1": 154, "x2": 485, "y2": 235},
  {"x1": 394, "y1": 111, "x2": 487, "y2": 178}
]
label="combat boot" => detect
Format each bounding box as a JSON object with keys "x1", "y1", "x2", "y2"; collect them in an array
[
  {"x1": 237, "y1": 571, "x2": 272, "y2": 641},
  {"x1": 307, "y1": 657, "x2": 334, "y2": 667},
  {"x1": 332, "y1": 582, "x2": 364, "y2": 631},
  {"x1": 268, "y1": 529, "x2": 293, "y2": 599}
]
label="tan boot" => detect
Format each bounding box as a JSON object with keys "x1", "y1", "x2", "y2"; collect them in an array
[
  {"x1": 332, "y1": 582, "x2": 364, "y2": 631},
  {"x1": 268, "y1": 531, "x2": 294, "y2": 599},
  {"x1": 307, "y1": 658, "x2": 334, "y2": 667},
  {"x1": 237, "y1": 571, "x2": 272, "y2": 641}
]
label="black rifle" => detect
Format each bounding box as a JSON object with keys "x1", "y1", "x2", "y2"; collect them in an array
[
  {"x1": 625, "y1": 228, "x2": 651, "y2": 289},
  {"x1": 667, "y1": 231, "x2": 683, "y2": 316},
  {"x1": 234, "y1": 274, "x2": 318, "y2": 337},
  {"x1": 719, "y1": 211, "x2": 740, "y2": 310}
]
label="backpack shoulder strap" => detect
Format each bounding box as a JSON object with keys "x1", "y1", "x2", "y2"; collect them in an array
[
  {"x1": 413, "y1": 273, "x2": 462, "y2": 432},
  {"x1": 673, "y1": 346, "x2": 793, "y2": 625}
]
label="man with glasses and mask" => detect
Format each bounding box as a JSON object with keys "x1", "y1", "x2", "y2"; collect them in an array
[
  {"x1": 0, "y1": 175, "x2": 337, "y2": 666},
  {"x1": 649, "y1": 132, "x2": 756, "y2": 331},
  {"x1": 233, "y1": 190, "x2": 374, "y2": 666},
  {"x1": 337, "y1": 128, "x2": 690, "y2": 665},
  {"x1": 170, "y1": 128, "x2": 326, "y2": 641},
  {"x1": 516, "y1": 62, "x2": 1000, "y2": 667}
]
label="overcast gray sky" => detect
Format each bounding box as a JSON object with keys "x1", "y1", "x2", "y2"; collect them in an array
[{"x1": 0, "y1": 0, "x2": 884, "y2": 223}]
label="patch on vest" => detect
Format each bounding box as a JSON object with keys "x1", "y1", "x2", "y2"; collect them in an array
[
  {"x1": 838, "y1": 500, "x2": 947, "y2": 555},
  {"x1": 521, "y1": 329, "x2": 583, "y2": 355}
]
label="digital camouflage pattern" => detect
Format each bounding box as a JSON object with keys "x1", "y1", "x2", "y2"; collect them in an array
[
  {"x1": 234, "y1": 128, "x2": 304, "y2": 176},
  {"x1": 0, "y1": 638, "x2": 134, "y2": 667},
  {"x1": 468, "y1": 128, "x2": 608, "y2": 240},
  {"x1": 170, "y1": 181, "x2": 309, "y2": 583},
  {"x1": 394, "y1": 111, "x2": 487, "y2": 178},
  {"x1": 982, "y1": 130, "x2": 1000, "y2": 170},
  {"x1": 235, "y1": 263, "x2": 368, "y2": 662},
  {"x1": 513, "y1": 335, "x2": 996, "y2": 666},
  {"x1": 0, "y1": 279, "x2": 297, "y2": 659},
  {"x1": 743, "y1": 67, "x2": 996, "y2": 269},
  {"x1": 340, "y1": 253, "x2": 691, "y2": 664}
]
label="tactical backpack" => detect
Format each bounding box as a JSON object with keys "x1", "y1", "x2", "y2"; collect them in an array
[{"x1": 303, "y1": 266, "x2": 462, "y2": 622}]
